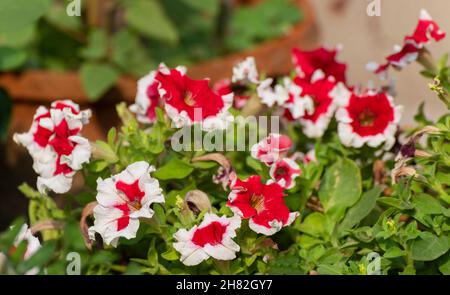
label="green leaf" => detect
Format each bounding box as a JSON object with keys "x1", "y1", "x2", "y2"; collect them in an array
[
  {"x1": 412, "y1": 194, "x2": 445, "y2": 215},
  {"x1": 153, "y1": 158, "x2": 194, "y2": 180},
  {"x1": 0, "y1": 0, "x2": 49, "y2": 35},
  {"x1": 161, "y1": 249, "x2": 179, "y2": 261},
  {"x1": 0, "y1": 47, "x2": 27, "y2": 70},
  {"x1": 410, "y1": 232, "x2": 450, "y2": 261},
  {"x1": 377, "y1": 197, "x2": 414, "y2": 210},
  {"x1": 318, "y1": 158, "x2": 362, "y2": 221},
  {"x1": 297, "y1": 212, "x2": 332, "y2": 239},
  {"x1": 18, "y1": 183, "x2": 42, "y2": 199},
  {"x1": 339, "y1": 186, "x2": 383, "y2": 231},
  {"x1": 438, "y1": 252, "x2": 450, "y2": 274},
  {"x1": 80, "y1": 29, "x2": 108, "y2": 60},
  {"x1": 317, "y1": 264, "x2": 343, "y2": 275},
  {"x1": 17, "y1": 241, "x2": 56, "y2": 274},
  {"x1": 124, "y1": 0, "x2": 178, "y2": 44},
  {"x1": 383, "y1": 246, "x2": 404, "y2": 258},
  {"x1": 80, "y1": 63, "x2": 119, "y2": 101},
  {"x1": 0, "y1": 217, "x2": 25, "y2": 251},
  {"x1": 111, "y1": 29, "x2": 154, "y2": 77}
]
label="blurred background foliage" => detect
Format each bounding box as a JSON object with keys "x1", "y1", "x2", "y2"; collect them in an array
[{"x1": 0, "y1": 0, "x2": 302, "y2": 102}]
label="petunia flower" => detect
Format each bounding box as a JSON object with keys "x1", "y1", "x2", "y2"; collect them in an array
[
  {"x1": 281, "y1": 78, "x2": 315, "y2": 119},
  {"x1": 155, "y1": 67, "x2": 233, "y2": 131},
  {"x1": 213, "y1": 78, "x2": 250, "y2": 109},
  {"x1": 302, "y1": 148, "x2": 317, "y2": 164},
  {"x1": 404, "y1": 9, "x2": 446, "y2": 49},
  {"x1": 173, "y1": 213, "x2": 241, "y2": 266},
  {"x1": 129, "y1": 64, "x2": 175, "y2": 124},
  {"x1": 251, "y1": 133, "x2": 293, "y2": 166},
  {"x1": 268, "y1": 158, "x2": 301, "y2": 189},
  {"x1": 231, "y1": 56, "x2": 259, "y2": 85},
  {"x1": 284, "y1": 70, "x2": 346, "y2": 138},
  {"x1": 227, "y1": 175, "x2": 298, "y2": 235},
  {"x1": 336, "y1": 88, "x2": 403, "y2": 150},
  {"x1": 368, "y1": 9, "x2": 445, "y2": 78},
  {"x1": 14, "y1": 100, "x2": 91, "y2": 194},
  {"x1": 89, "y1": 161, "x2": 164, "y2": 247},
  {"x1": 292, "y1": 46, "x2": 347, "y2": 84},
  {"x1": 0, "y1": 224, "x2": 41, "y2": 275}
]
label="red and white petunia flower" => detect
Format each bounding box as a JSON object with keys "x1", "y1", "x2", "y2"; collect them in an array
[
  {"x1": 129, "y1": 64, "x2": 178, "y2": 124},
  {"x1": 227, "y1": 175, "x2": 299, "y2": 235},
  {"x1": 89, "y1": 161, "x2": 164, "y2": 247},
  {"x1": 302, "y1": 148, "x2": 317, "y2": 164},
  {"x1": 268, "y1": 158, "x2": 301, "y2": 189},
  {"x1": 281, "y1": 78, "x2": 315, "y2": 119},
  {"x1": 0, "y1": 224, "x2": 41, "y2": 275},
  {"x1": 257, "y1": 78, "x2": 288, "y2": 107},
  {"x1": 292, "y1": 46, "x2": 347, "y2": 84},
  {"x1": 231, "y1": 56, "x2": 259, "y2": 85},
  {"x1": 14, "y1": 100, "x2": 91, "y2": 194},
  {"x1": 173, "y1": 213, "x2": 241, "y2": 266},
  {"x1": 285, "y1": 70, "x2": 346, "y2": 138},
  {"x1": 404, "y1": 9, "x2": 446, "y2": 49},
  {"x1": 155, "y1": 67, "x2": 233, "y2": 131},
  {"x1": 251, "y1": 133, "x2": 293, "y2": 166},
  {"x1": 336, "y1": 88, "x2": 403, "y2": 150},
  {"x1": 213, "y1": 78, "x2": 250, "y2": 109},
  {"x1": 368, "y1": 10, "x2": 445, "y2": 78}
]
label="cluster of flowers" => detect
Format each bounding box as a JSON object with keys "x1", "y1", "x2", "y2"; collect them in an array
[
  {"x1": 88, "y1": 135, "x2": 301, "y2": 266},
  {"x1": 11, "y1": 9, "x2": 445, "y2": 270},
  {"x1": 368, "y1": 9, "x2": 446, "y2": 78}
]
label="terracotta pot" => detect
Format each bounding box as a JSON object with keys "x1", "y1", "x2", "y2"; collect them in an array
[{"x1": 2, "y1": 0, "x2": 318, "y2": 142}]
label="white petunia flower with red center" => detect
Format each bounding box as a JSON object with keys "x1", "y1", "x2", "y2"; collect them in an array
[
  {"x1": 155, "y1": 67, "x2": 233, "y2": 131},
  {"x1": 368, "y1": 9, "x2": 445, "y2": 77},
  {"x1": 292, "y1": 46, "x2": 347, "y2": 84},
  {"x1": 89, "y1": 161, "x2": 164, "y2": 247},
  {"x1": 213, "y1": 78, "x2": 250, "y2": 109},
  {"x1": 0, "y1": 224, "x2": 41, "y2": 275},
  {"x1": 284, "y1": 70, "x2": 345, "y2": 138},
  {"x1": 231, "y1": 56, "x2": 259, "y2": 85},
  {"x1": 129, "y1": 64, "x2": 175, "y2": 124},
  {"x1": 268, "y1": 158, "x2": 301, "y2": 189},
  {"x1": 251, "y1": 133, "x2": 293, "y2": 166},
  {"x1": 14, "y1": 100, "x2": 91, "y2": 194},
  {"x1": 336, "y1": 89, "x2": 403, "y2": 150},
  {"x1": 227, "y1": 175, "x2": 298, "y2": 236},
  {"x1": 173, "y1": 213, "x2": 241, "y2": 266}
]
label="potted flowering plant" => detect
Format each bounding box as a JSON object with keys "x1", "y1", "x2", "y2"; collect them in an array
[{"x1": 0, "y1": 9, "x2": 449, "y2": 275}]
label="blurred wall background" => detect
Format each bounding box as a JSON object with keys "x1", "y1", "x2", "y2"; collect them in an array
[{"x1": 311, "y1": 0, "x2": 450, "y2": 125}]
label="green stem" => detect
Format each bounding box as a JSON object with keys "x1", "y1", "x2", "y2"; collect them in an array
[{"x1": 214, "y1": 259, "x2": 231, "y2": 275}]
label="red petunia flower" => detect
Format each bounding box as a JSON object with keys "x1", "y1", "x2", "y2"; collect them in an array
[
  {"x1": 336, "y1": 88, "x2": 403, "y2": 149},
  {"x1": 251, "y1": 133, "x2": 293, "y2": 166},
  {"x1": 155, "y1": 67, "x2": 233, "y2": 131},
  {"x1": 227, "y1": 175, "x2": 299, "y2": 235},
  {"x1": 268, "y1": 158, "x2": 301, "y2": 189},
  {"x1": 292, "y1": 46, "x2": 347, "y2": 84}
]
